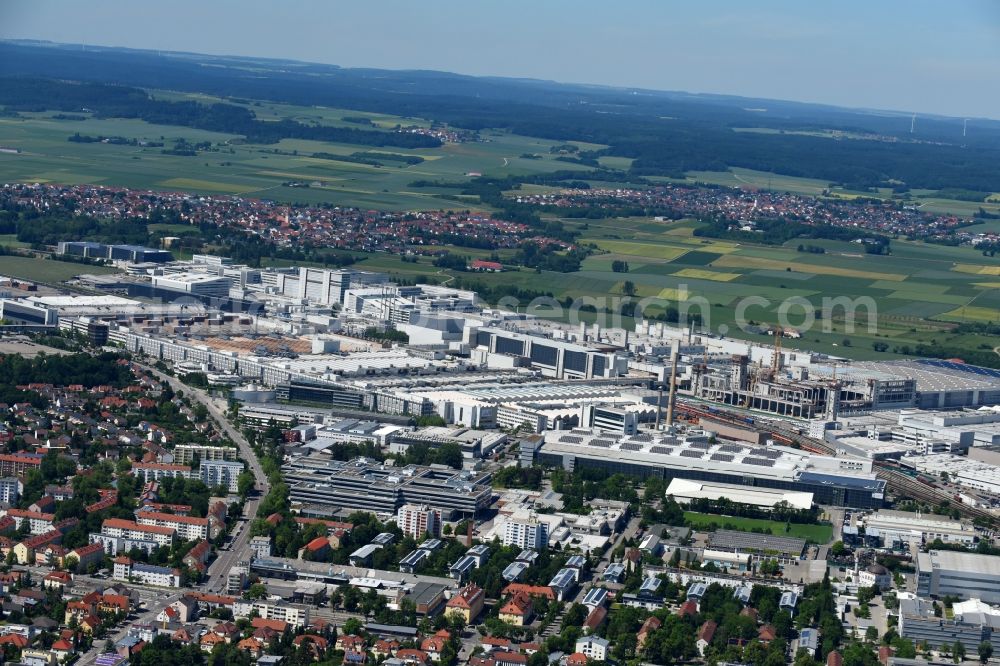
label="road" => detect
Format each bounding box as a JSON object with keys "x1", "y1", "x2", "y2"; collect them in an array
[
  {"x1": 74, "y1": 586, "x2": 180, "y2": 665},
  {"x1": 138, "y1": 364, "x2": 271, "y2": 592}
]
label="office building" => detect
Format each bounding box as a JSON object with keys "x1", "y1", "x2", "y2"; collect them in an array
[
  {"x1": 282, "y1": 457, "x2": 492, "y2": 518},
  {"x1": 582, "y1": 404, "x2": 640, "y2": 436}
]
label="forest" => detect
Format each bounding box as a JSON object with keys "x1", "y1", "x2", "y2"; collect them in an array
[{"x1": 0, "y1": 77, "x2": 440, "y2": 149}]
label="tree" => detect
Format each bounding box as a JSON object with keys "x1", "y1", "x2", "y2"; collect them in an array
[
  {"x1": 954, "y1": 641, "x2": 966, "y2": 664},
  {"x1": 865, "y1": 626, "x2": 878, "y2": 642},
  {"x1": 342, "y1": 617, "x2": 363, "y2": 636},
  {"x1": 831, "y1": 541, "x2": 847, "y2": 557},
  {"x1": 245, "y1": 583, "x2": 268, "y2": 600},
  {"x1": 622, "y1": 280, "x2": 637, "y2": 297},
  {"x1": 237, "y1": 471, "x2": 255, "y2": 499},
  {"x1": 979, "y1": 641, "x2": 993, "y2": 664}
]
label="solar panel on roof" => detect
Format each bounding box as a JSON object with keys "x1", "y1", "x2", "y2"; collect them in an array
[
  {"x1": 749, "y1": 448, "x2": 769, "y2": 456},
  {"x1": 679, "y1": 450, "x2": 703, "y2": 459},
  {"x1": 743, "y1": 457, "x2": 774, "y2": 467},
  {"x1": 916, "y1": 358, "x2": 1000, "y2": 378},
  {"x1": 649, "y1": 446, "x2": 673, "y2": 455},
  {"x1": 710, "y1": 453, "x2": 734, "y2": 462},
  {"x1": 560, "y1": 435, "x2": 583, "y2": 444},
  {"x1": 592, "y1": 438, "x2": 617, "y2": 447},
  {"x1": 630, "y1": 433, "x2": 653, "y2": 442},
  {"x1": 620, "y1": 442, "x2": 643, "y2": 452},
  {"x1": 688, "y1": 441, "x2": 711, "y2": 449},
  {"x1": 719, "y1": 444, "x2": 746, "y2": 454}
]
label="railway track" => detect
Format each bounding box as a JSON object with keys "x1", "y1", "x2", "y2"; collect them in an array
[{"x1": 676, "y1": 399, "x2": 996, "y2": 525}]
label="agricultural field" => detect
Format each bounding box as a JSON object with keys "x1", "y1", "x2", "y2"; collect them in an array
[
  {"x1": 0, "y1": 96, "x2": 593, "y2": 211},
  {"x1": 682, "y1": 511, "x2": 834, "y2": 544}
]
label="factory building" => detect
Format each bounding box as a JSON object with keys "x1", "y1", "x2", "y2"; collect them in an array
[
  {"x1": 917, "y1": 550, "x2": 1000, "y2": 603},
  {"x1": 861, "y1": 510, "x2": 976, "y2": 548},
  {"x1": 899, "y1": 596, "x2": 1000, "y2": 654},
  {"x1": 260, "y1": 267, "x2": 388, "y2": 306},
  {"x1": 57, "y1": 241, "x2": 173, "y2": 263},
  {"x1": 0, "y1": 299, "x2": 57, "y2": 326},
  {"x1": 524, "y1": 428, "x2": 884, "y2": 509},
  {"x1": 472, "y1": 327, "x2": 627, "y2": 380},
  {"x1": 151, "y1": 273, "x2": 232, "y2": 298}
]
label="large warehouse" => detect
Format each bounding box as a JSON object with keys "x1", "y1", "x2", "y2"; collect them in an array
[
  {"x1": 814, "y1": 360, "x2": 1000, "y2": 410},
  {"x1": 523, "y1": 428, "x2": 885, "y2": 509}
]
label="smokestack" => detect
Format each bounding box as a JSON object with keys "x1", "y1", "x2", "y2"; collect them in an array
[{"x1": 466, "y1": 521, "x2": 473, "y2": 547}]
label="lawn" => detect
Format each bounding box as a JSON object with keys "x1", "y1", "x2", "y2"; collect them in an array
[
  {"x1": 683, "y1": 511, "x2": 834, "y2": 543},
  {"x1": 0, "y1": 256, "x2": 119, "y2": 283}
]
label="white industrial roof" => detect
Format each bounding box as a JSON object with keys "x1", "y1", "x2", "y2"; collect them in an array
[{"x1": 666, "y1": 477, "x2": 814, "y2": 510}]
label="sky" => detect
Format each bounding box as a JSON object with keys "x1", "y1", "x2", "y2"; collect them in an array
[{"x1": 3, "y1": 0, "x2": 1000, "y2": 119}]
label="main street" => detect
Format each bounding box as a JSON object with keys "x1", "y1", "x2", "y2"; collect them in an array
[{"x1": 137, "y1": 364, "x2": 271, "y2": 592}]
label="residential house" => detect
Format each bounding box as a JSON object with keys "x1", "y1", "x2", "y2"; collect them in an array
[
  {"x1": 697, "y1": 620, "x2": 717, "y2": 657},
  {"x1": 498, "y1": 594, "x2": 533, "y2": 626},
  {"x1": 445, "y1": 584, "x2": 485, "y2": 624}
]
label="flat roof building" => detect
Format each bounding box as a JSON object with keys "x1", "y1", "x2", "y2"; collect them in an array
[
  {"x1": 152, "y1": 273, "x2": 232, "y2": 298},
  {"x1": 863, "y1": 510, "x2": 976, "y2": 548},
  {"x1": 525, "y1": 428, "x2": 884, "y2": 509},
  {"x1": 665, "y1": 478, "x2": 813, "y2": 511},
  {"x1": 917, "y1": 551, "x2": 1000, "y2": 603},
  {"x1": 282, "y1": 457, "x2": 493, "y2": 519}
]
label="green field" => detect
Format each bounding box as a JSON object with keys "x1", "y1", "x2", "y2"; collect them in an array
[
  {"x1": 0, "y1": 98, "x2": 596, "y2": 211},
  {"x1": 683, "y1": 511, "x2": 834, "y2": 543},
  {"x1": 0, "y1": 256, "x2": 119, "y2": 283}
]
